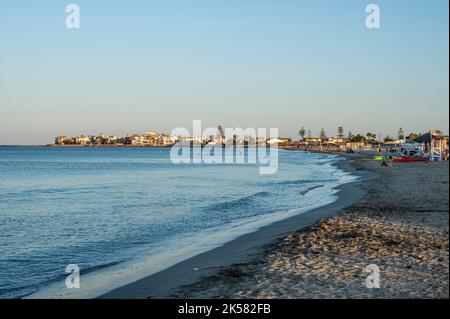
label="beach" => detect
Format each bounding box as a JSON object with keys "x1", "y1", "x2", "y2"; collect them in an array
[{"x1": 102, "y1": 152, "x2": 449, "y2": 299}]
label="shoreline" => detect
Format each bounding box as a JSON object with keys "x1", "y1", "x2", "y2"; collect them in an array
[
  {"x1": 169, "y1": 153, "x2": 449, "y2": 299},
  {"x1": 100, "y1": 154, "x2": 374, "y2": 298},
  {"x1": 46, "y1": 144, "x2": 173, "y2": 148}
]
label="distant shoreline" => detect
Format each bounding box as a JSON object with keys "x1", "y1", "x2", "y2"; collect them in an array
[
  {"x1": 0, "y1": 144, "x2": 276, "y2": 149},
  {"x1": 46, "y1": 144, "x2": 173, "y2": 148},
  {"x1": 0, "y1": 145, "x2": 47, "y2": 147},
  {"x1": 0, "y1": 144, "x2": 172, "y2": 148}
]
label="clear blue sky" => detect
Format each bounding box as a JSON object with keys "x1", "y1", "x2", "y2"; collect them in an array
[{"x1": 0, "y1": 0, "x2": 448, "y2": 144}]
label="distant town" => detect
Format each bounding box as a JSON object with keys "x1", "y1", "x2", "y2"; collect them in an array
[
  {"x1": 52, "y1": 126, "x2": 449, "y2": 153},
  {"x1": 54, "y1": 131, "x2": 177, "y2": 147},
  {"x1": 53, "y1": 130, "x2": 293, "y2": 147}
]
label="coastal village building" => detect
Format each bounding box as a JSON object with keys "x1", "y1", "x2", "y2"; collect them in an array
[
  {"x1": 415, "y1": 131, "x2": 449, "y2": 160},
  {"x1": 267, "y1": 138, "x2": 292, "y2": 145},
  {"x1": 383, "y1": 139, "x2": 406, "y2": 146},
  {"x1": 94, "y1": 134, "x2": 105, "y2": 144},
  {"x1": 278, "y1": 138, "x2": 292, "y2": 145},
  {"x1": 75, "y1": 135, "x2": 93, "y2": 145},
  {"x1": 55, "y1": 131, "x2": 178, "y2": 147},
  {"x1": 345, "y1": 141, "x2": 367, "y2": 149},
  {"x1": 327, "y1": 136, "x2": 346, "y2": 145},
  {"x1": 106, "y1": 135, "x2": 118, "y2": 144},
  {"x1": 256, "y1": 137, "x2": 268, "y2": 145},
  {"x1": 55, "y1": 136, "x2": 72, "y2": 145},
  {"x1": 303, "y1": 137, "x2": 321, "y2": 144}
]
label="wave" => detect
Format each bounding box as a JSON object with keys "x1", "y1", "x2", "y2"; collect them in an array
[
  {"x1": 277, "y1": 179, "x2": 338, "y2": 186},
  {"x1": 299, "y1": 185, "x2": 324, "y2": 196},
  {"x1": 202, "y1": 191, "x2": 270, "y2": 213},
  {"x1": 79, "y1": 260, "x2": 125, "y2": 276},
  {"x1": 0, "y1": 260, "x2": 125, "y2": 299},
  {"x1": 0, "y1": 186, "x2": 113, "y2": 199}
]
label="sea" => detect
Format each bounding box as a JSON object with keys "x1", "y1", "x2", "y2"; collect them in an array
[{"x1": 0, "y1": 146, "x2": 357, "y2": 298}]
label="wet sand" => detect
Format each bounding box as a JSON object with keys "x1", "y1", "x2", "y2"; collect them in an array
[{"x1": 102, "y1": 153, "x2": 449, "y2": 299}]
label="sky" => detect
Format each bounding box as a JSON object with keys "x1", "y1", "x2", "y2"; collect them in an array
[{"x1": 0, "y1": 0, "x2": 448, "y2": 145}]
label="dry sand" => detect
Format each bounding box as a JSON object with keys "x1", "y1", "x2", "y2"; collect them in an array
[{"x1": 170, "y1": 154, "x2": 449, "y2": 299}]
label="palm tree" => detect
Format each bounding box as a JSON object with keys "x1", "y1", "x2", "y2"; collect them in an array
[
  {"x1": 217, "y1": 125, "x2": 225, "y2": 138},
  {"x1": 298, "y1": 126, "x2": 306, "y2": 141},
  {"x1": 352, "y1": 134, "x2": 365, "y2": 143},
  {"x1": 347, "y1": 131, "x2": 353, "y2": 141},
  {"x1": 319, "y1": 128, "x2": 327, "y2": 142},
  {"x1": 217, "y1": 125, "x2": 225, "y2": 144},
  {"x1": 398, "y1": 127, "x2": 405, "y2": 140},
  {"x1": 407, "y1": 133, "x2": 419, "y2": 142},
  {"x1": 366, "y1": 132, "x2": 376, "y2": 141}
]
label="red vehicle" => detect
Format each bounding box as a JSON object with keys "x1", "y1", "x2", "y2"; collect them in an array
[{"x1": 393, "y1": 156, "x2": 428, "y2": 163}]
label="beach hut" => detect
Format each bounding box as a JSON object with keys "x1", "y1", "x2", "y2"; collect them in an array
[{"x1": 415, "y1": 132, "x2": 449, "y2": 161}]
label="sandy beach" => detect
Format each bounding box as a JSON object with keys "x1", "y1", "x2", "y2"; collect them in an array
[{"x1": 102, "y1": 153, "x2": 449, "y2": 299}]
